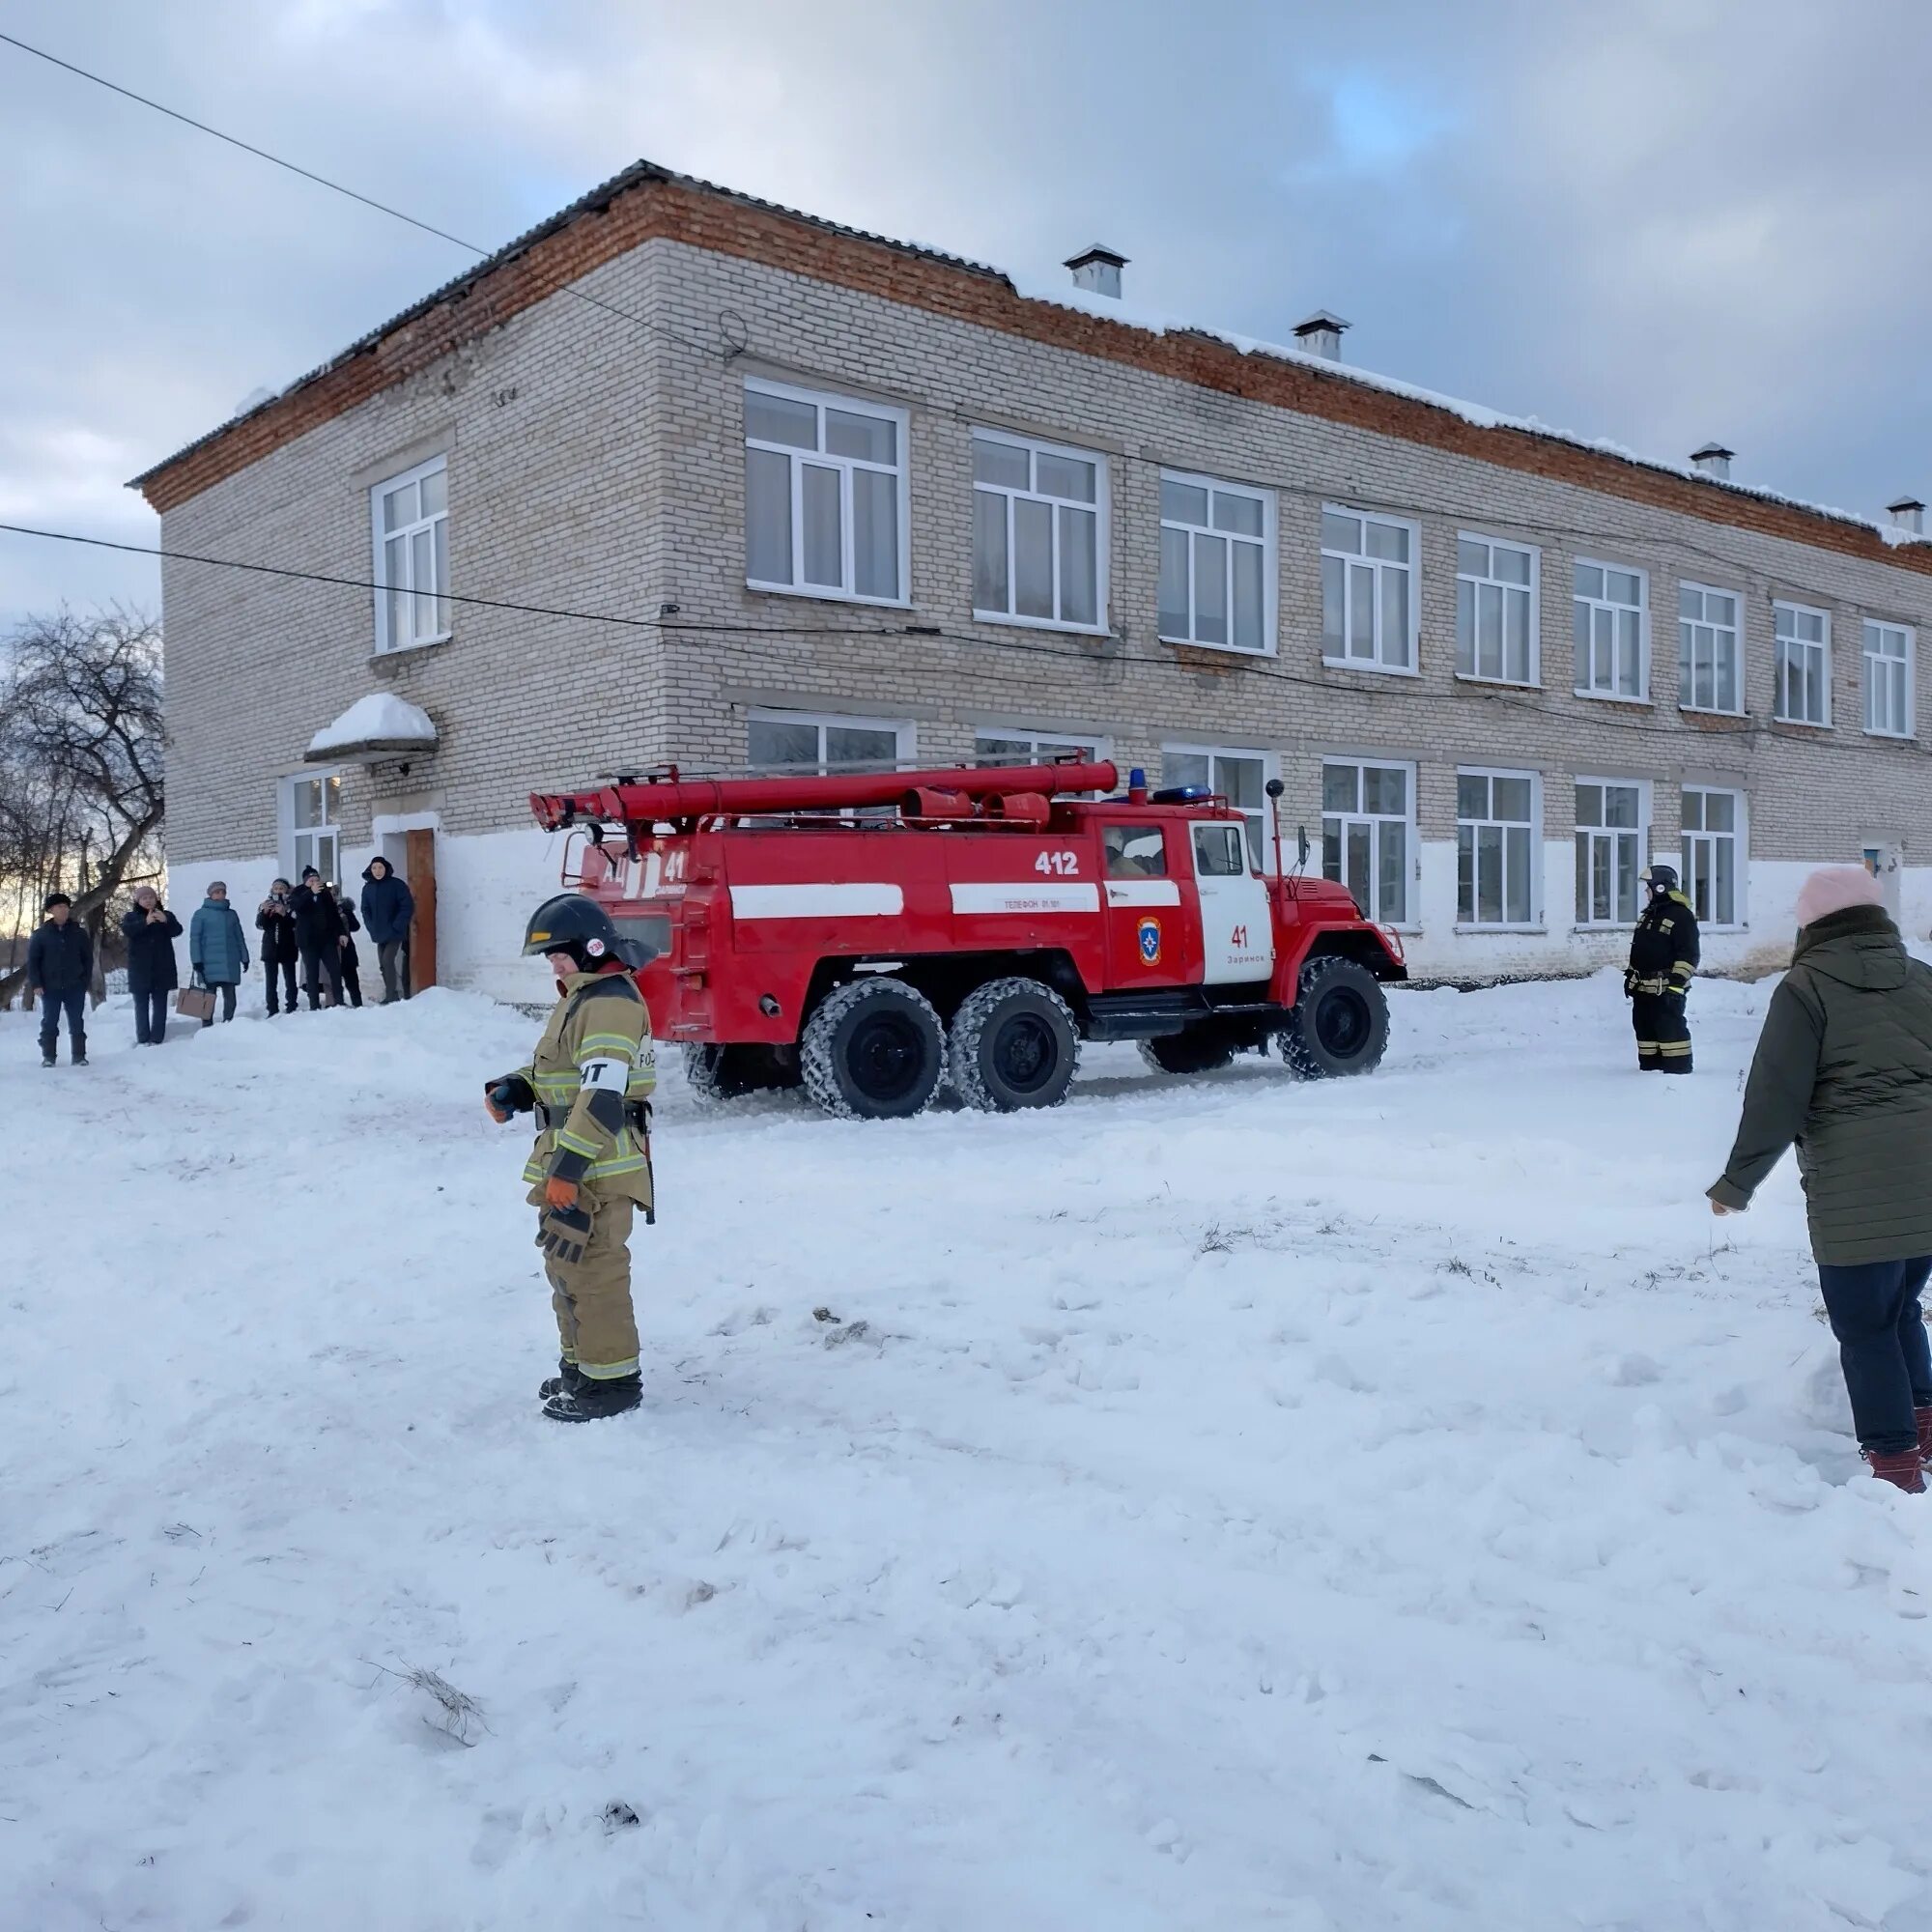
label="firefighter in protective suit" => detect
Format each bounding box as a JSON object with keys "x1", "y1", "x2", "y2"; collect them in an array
[
  {"x1": 485, "y1": 895, "x2": 657, "y2": 1421},
  {"x1": 1625, "y1": 862, "x2": 1700, "y2": 1072}
]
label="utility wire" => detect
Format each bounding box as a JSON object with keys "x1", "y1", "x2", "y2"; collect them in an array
[{"x1": 0, "y1": 29, "x2": 726, "y2": 364}]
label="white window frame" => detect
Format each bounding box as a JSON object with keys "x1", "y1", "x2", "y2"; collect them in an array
[
  {"x1": 1321, "y1": 504, "x2": 1420, "y2": 674},
  {"x1": 972, "y1": 724, "x2": 1113, "y2": 768},
  {"x1": 1161, "y1": 742, "x2": 1280, "y2": 873},
  {"x1": 1157, "y1": 469, "x2": 1276, "y2": 656},
  {"x1": 1572, "y1": 557, "x2": 1649, "y2": 702},
  {"x1": 1863, "y1": 618, "x2": 1914, "y2": 738},
  {"x1": 1456, "y1": 767, "x2": 1542, "y2": 930},
  {"x1": 1773, "y1": 600, "x2": 1832, "y2": 726},
  {"x1": 1455, "y1": 533, "x2": 1540, "y2": 686},
  {"x1": 280, "y1": 770, "x2": 342, "y2": 884},
  {"x1": 369, "y1": 454, "x2": 450, "y2": 655},
  {"x1": 743, "y1": 379, "x2": 911, "y2": 608},
  {"x1": 1681, "y1": 785, "x2": 1747, "y2": 931},
  {"x1": 971, "y1": 428, "x2": 1109, "y2": 636},
  {"x1": 1678, "y1": 582, "x2": 1744, "y2": 717},
  {"x1": 746, "y1": 707, "x2": 915, "y2": 778},
  {"x1": 1574, "y1": 777, "x2": 1651, "y2": 928},
  {"x1": 1321, "y1": 757, "x2": 1417, "y2": 926}
]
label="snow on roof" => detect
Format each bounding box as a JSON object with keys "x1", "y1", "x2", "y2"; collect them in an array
[{"x1": 305, "y1": 693, "x2": 437, "y2": 762}]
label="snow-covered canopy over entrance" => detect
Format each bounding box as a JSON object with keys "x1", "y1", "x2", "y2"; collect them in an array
[{"x1": 304, "y1": 693, "x2": 437, "y2": 763}]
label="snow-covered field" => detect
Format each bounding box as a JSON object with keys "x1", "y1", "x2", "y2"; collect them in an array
[{"x1": 5, "y1": 973, "x2": 1929, "y2": 1931}]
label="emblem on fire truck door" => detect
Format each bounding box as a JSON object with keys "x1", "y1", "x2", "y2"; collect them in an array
[{"x1": 1137, "y1": 917, "x2": 1162, "y2": 965}]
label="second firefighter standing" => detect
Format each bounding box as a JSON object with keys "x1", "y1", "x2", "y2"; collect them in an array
[{"x1": 1625, "y1": 863, "x2": 1700, "y2": 1072}]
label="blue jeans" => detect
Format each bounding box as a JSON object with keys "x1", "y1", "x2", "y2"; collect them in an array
[
  {"x1": 1816, "y1": 1256, "x2": 1932, "y2": 1455},
  {"x1": 38, "y1": 988, "x2": 85, "y2": 1061},
  {"x1": 134, "y1": 989, "x2": 169, "y2": 1043}
]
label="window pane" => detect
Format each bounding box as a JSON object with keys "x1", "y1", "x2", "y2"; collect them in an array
[
  {"x1": 1379, "y1": 821, "x2": 1407, "y2": 922},
  {"x1": 1605, "y1": 785, "x2": 1638, "y2": 830},
  {"x1": 1364, "y1": 765, "x2": 1406, "y2": 814},
  {"x1": 1212, "y1": 491, "x2": 1263, "y2": 538},
  {"x1": 1609, "y1": 572, "x2": 1641, "y2": 606},
  {"x1": 1715, "y1": 838, "x2": 1736, "y2": 923},
  {"x1": 1162, "y1": 479, "x2": 1208, "y2": 526},
  {"x1": 1158, "y1": 526, "x2": 1190, "y2": 638},
  {"x1": 1321, "y1": 555, "x2": 1345, "y2": 655},
  {"x1": 1322, "y1": 821, "x2": 1343, "y2": 885},
  {"x1": 802, "y1": 463, "x2": 841, "y2": 587},
  {"x1": 1505, "y1": 827, "x2": 1530, "y2": 922},
  {"x1": 749, "y1": 718, "x2": 821, "y2": 771},
  {"x1": 1496, "y1": 547, "x2": 1532, "y2": 586},
  {"x1": 1478, "y1": 581, "x2": 1502, "y2": 677},
  {"x1": 1014, "y1": 497, "x2": 1055, "y2": 619},
  {"x1": 1321, "y1": 511, "x2": 1359, "y2": 554},
  {"x1": 976, "y1": 736, "x2": 1029, "y2": 765},
  {"x1": 1576, "y1": 783, "x2": 1602, "y2": 828},
  {"x1": 825, "y1": 408, "x2": 895, "y2": 465},
  {"x1": 1347, "y1": 821, "x2": 1370, "y2": 910},
  {"x1": 1232, "y1": 541, "x2": 1264, "y2": 650},
  {"x1": 292, "y1": 780, "x2": 319, "y2": 829},
  {"x1": 1710, "y1": 791, "x2": 1736, "y2": 832},
  {"x1": 1680, "y1": 585, "x2": 1700, "y2": 621},
  {"x1": 1383, "y1": 567, "x2": 1410, "y2": 666},
  {"x1": 973, "y1": 490, "x2": 1009, "y2": 611},
  {"x1": 747, "y1": 390, "x2": 817, "y2": 449},
  {"x1": 1060, "y1": 506, "x2": 1098, "y2": 626},
  {"x1": 433, "y1": 519, "x2": 449, "y2": 632},
  {"x1": 973, "y1": 438, "x2": 1030, "y2": 489},
  {"x1": 1504, "y1": 587, "x2": 1529, "y2": 680},
  {"x1": 1458, "y1": 826, "x2": 1475, "y2": 922},
  {"x1": 826, "y1": 726, "x2": 898, "y2": 770},
  {"x1": 1349, "y1": 562, "x2": 1375, "y2": 657},
  {"x1": 1493, "y1": 775, "x2": 1531, "y2": 821},
  {"x1": 1366, "y1": 521, "x2": 1407, "y2": 562},
  {"x1": 387, "y1": 581, "x2": 409, "y2": 651},
  {"x1": 1165, "y1": 753, "x2": 1210, "y2": 791},
  {"x1": 1457, "y1": 774, "x2": 1487, "y2": 819},
  {"x1": 1682, "y1": 790, "x2": 1704, "y2": 832},
  {"x1": 1193, "y1": 531, "x2": 1227, "y2": 644},
  {"x1": 1035, "y1": 451, "x2": 1096, "y2": 503},
  {"x1": 1615, "y1": 835, "x2": 1638, "y2": 921},
  {"x1": 411, "y1": 528, "x2": 434, "y2": 638},
  {"x1": 1575, "y1": 563, "x2": 1603, "y2": 599},
  {"x1": 1457, "y1": 580, "x2": 1475, "y2": 673},
  {"x1": 383, "y1": 482, "x2": 415, "y2": 532},
  {"x1": 1478, "y1": 825, "x2": 1503, "y2": 923},
  {"x1": 1215, "y1": 757, "x2": 1263, "y2": 812},
  {"x1": 1459, "y1": 538, "x2": 1488, "y2": 577},
  {"x1": 1323, "y1": 764, "x2": 1358, "y2": 812},
  {"x1": 853, "y1": 467, "x2": 898, "y2": 599},
  {"x1": 747, "y1": 447, "x2": 793, "y2": 583}
]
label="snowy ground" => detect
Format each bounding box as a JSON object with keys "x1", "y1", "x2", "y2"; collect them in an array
[{"x1": 4, "y1": 972, "x2": 1930, "y2": 1932}]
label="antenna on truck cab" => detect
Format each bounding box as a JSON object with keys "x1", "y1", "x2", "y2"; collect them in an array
[{"x1": 1265, "y1": 778, "x2": 1287, "y2": 878}]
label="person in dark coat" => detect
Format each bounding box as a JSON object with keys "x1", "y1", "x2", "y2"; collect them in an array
[
  {"x1": 1710, "y1": 865, "x2": 1932, "y2": 1493},
  {"x1": 188, "y1": 881, "x2": 250, "y2": 1027},
  {"x1": 121, "y1": 885, "x2": 183, "y2": 1045},
  {"x1": 333, "y1": 886, "x2": 365, "y2": 1009},
  {"x1": 256, "y1": 879, "x2": 299, "y2": 1015},
  {"x1": 26, "y1": 892, "x2": 92, "y2": 1067},
  {"x1": 290, "y1": 866, "x2": 346, "y2": 1009},
  {"x1": 1625, "y1": 863, "x2": 1700, "y2": 1072},
  {"x1": 360, "y1": 857, "x2": 416, "y2": 1003}
]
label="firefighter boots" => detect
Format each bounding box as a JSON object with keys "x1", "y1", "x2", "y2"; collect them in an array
[
  {"x1": 538, "y1": 1357, "x2": 587, "y2": 1401},
  {"x1": 541, "y1": 1373, "x2": 642, "y2": 1424}
]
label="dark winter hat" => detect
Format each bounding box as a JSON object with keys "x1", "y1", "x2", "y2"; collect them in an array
[
  {"x1": 43, "y1": 892, "x2": 71, "y2": 911},
  {"x1": 301, "y1": 866, "x2": 321, "y2": 880}
]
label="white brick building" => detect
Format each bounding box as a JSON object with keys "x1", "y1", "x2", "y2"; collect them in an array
[{"x1": 133, "y1": 161, "x2": 1932, "y2": 1001}]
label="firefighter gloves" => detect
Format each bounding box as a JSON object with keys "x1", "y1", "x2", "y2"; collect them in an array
[
  {"x1": 538, "y1": 1201, "x2": 594, "y2": 1267},
  {"x1": 545, "y1": 1175, "x2": 581, "y2": 1211}
]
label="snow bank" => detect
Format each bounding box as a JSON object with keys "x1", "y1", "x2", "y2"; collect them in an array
[
  {"x1": 5, "y1": 976, "x2": 1930, "y2": 1928},
  {"x1": 306, "y1": 692, "x2": 437, "y2": 757}
]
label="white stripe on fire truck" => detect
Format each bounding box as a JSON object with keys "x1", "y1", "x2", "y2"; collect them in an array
[
  {"x1": 1103, "y1": 880, "x2": 1182, "y2": 908},
  {"x1": 728, "y1": 883, "x2": 904, "y2": 920},
  {"x1": 950, "y1": 882, "x2": 1101, "y2": 915}
]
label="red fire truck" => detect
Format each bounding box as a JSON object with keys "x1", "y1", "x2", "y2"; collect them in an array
[{"x1": 529, "y1": 759, "x2": 1405, "y2": 1120}]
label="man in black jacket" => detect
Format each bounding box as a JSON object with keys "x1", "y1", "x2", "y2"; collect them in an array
[
  {"x1": 26, "y1": 893, "x2": 92, "y2": 1067},
  {"x1": 291, "y1": 866, "x2": 346, "y2": 1009},
  {"x1": 256, "y1": 878, "x2": 300, "y2": 1015},
  {"x1": 1625, "y1": 863, "x2": 1701, "y2": 1073},
  {"x1": 359, "y1": 856, "x2": 415, "y2": 1003}
]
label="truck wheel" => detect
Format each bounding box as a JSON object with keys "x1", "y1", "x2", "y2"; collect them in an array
[
  {"x1": 801, "y1": 978, "x2": 944, "y2": 1120},
  {"x1": 1279, "y1": 955, "x2": 1389, "y2": 1079},
  {"x1": 1139, "y1": 1027, "x2": 1236, "y2": 1076},
  {"x1": 950, "y1": 977, "x2": 1080, "y2": 1112},
  {"x1": 682, "y1": 1043, "x2": 747, "y2": 1103}
]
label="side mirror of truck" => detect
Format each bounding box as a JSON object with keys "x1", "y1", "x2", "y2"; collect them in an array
[{"x1": 1297, "y1": 825, "x2": 1311, "y2": 867}]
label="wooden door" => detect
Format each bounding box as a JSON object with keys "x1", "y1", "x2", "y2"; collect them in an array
[{"x1": 406, "y1": 827, "x2": 437, "y2": 989}]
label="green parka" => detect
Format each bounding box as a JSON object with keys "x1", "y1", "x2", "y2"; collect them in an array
[{"x1": 1709, "y1": 904, "x2": 1932, "y2": 1264}]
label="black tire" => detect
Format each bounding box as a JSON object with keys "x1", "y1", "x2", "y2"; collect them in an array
[
  {"x1": 948, "y1": 977, "x2": 1080, "y2": 1112},
  {"x1": 681, "y1": 1043, "x2": 799, "y2": 1102},
  {"x1": 801, "y1": 978, "x2": 944, "y2": 1120},
  {"x1": 1279, "y1": 954, "x2": 1389, "y2": 1079},
  {"x1": 1138, "y1": 1027, "x2": 1236, "y2": 1076}
]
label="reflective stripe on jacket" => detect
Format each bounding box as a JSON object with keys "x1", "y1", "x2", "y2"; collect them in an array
[{"x1": 514, "y1": 969, "x2": 657, "y2": 1208}]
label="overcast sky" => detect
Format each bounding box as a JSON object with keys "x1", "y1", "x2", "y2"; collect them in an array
[{"x1": 5, "y1": 0, "x2": 1932, "y2": 631}]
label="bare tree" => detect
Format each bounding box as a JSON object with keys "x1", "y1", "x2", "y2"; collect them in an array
[{"x1": 0, "y1": 608, "x2": 164, "y2": 1008}]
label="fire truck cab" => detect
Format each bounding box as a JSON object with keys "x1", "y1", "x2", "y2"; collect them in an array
[{"x1": 530, "y1": 759, "x2": 1405, "y2": 1121}]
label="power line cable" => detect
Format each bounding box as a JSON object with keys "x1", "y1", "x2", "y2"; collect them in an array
[{"x1": 0, "y1": 29, "x2": 728, "y2": 364}]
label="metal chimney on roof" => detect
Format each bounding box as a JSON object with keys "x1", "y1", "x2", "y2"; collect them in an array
[
  {"x1": 1293, "y1": 310, "x2": 1351, "y2": 362},
  {"x1": 1888, "y1": 496, "x2": 1925, "y2": 536},
  {"x1": 1064, "y1": 243, "x2": 1127, "y2": 299},
  {"x1": 1690, "y1": 441, "x2": 1734, "y2": 480}
]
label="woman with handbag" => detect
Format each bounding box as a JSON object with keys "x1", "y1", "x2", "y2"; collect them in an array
[
  {"x1": 121, "y1": 886, "x2": 182, "y2": 1045},
  {"x1": 188, "y1": 882, "x2": 250, "y2": 1027}
]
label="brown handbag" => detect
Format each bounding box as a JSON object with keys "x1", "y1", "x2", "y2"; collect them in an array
[{"x1": 176, "y1": 976, "x2": 216, "y2": 1022}]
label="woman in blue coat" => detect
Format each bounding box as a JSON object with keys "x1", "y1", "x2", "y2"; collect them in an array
[
  {"x1": 122, "y1": 886, "x2": 183, "y2": 1045},
  {"x1": 188, "y1": 881, "x2": 251, "y2": 1027}
]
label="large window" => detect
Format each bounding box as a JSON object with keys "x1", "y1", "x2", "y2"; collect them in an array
[
  {"x1": 1774, "y1": 602, "x2": 1831, "y2": 725},
  {"x1": 1158, "y1": 472, "x2": 1272, "y2": 653},
  {"x1": 973, "y1": 727, "x2": 1108, "y2": 767},
  {"x1": 747, "y1": 710, "x2": 912, "y2": 777},
  {"x1": 1573, "y1": 560, "x2": 1646, "y2": 699},
  {"x1": 1575, "y1": 780, "x2": 1646, "y2": 926},
  {"x1": 1457, "y1": 771, "x2": 1538, "y2": 927},
  {"x1": 371, "y1": 456, "x2": 449, "y2": 653},
  {"x1": 1682, "y1": 786, "x2": 1744, "y2": 928},
  {"x1": 1679, "y1": 583, "x2": 1742, "y2": 715},
  {"x1": 1321, "y1": 760, "x2": 1412, "y2": 923},
  {"x1": 1163, "y1": 745, "x2": 1272, "y2": 869},
  {"x1": 744, "y1": 382, "x2": 908, "y2": 604},
  {"x1": 1456, "y1": 535, "x2": 1538, "y2": 684},
  {"x1": 972, "y1": 431, "x2": 1105, "y2": 631},
  {"x1": 283, "y1": 772, "x2": 341, "y2": 883},
  {"x1": 1321, "y1": 507, "x2": 1416, "y2": 671},
  {"x1": 1864, "y1": 620, "x2": 1913, "y2": 737}
]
